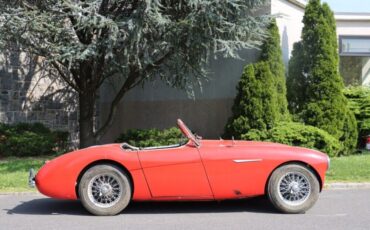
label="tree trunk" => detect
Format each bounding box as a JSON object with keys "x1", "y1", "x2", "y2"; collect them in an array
[{"x1": 79, "y1": 91, "x2": 96, "y2": 148}]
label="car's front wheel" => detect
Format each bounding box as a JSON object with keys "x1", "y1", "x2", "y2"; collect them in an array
[
  {"x1": 78, "y1": 164, "x2": 131, "y2": 216},
  {"x1": 267, "y1": 164, "x2": 320, "y2": 214}
]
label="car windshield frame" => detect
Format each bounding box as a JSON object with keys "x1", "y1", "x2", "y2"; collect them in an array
[{"x1": 177, "y1": 119, "x2": 200, "y2": 147}]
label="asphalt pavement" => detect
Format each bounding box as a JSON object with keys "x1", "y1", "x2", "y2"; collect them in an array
[{"x1": 1, "y1": 189, "x2": 370, "y2": 230}]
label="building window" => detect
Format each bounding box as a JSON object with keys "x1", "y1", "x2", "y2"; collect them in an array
[
  {"x1": 339, "y1": 36, "x2": 370, "y2": 86},
  {"x1": 340, "y1": 36, "x2": 370, "y2": 56}
]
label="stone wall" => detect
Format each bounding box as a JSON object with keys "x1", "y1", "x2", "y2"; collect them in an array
[{"x1": 0, "y1": 49, "x2": 79, "y2": 146}]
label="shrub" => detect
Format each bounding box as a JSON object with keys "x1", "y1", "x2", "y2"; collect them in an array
[
  {"x1": 0, "y1": 123, "x2": 69, "y2": 157},
  {"x1": 287, "y1": 0, "x2": 357, "y2": 152},
  {"x1": 344, "y1": 86, "x2": 370, "y2": 147},
  {"x1": 242, "y1": 122, "x2": 343, "y2": 157},
  {"x1": 224, "y1": 62, "x2": 279, "y2": 139},
  {"x1": 115, "y1": 127, "x2": 184, "y2": 147}
]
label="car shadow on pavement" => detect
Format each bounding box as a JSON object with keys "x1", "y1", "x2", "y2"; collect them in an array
[{"x1": 5, "y1": 196, "x2": 278, "y2": 216}]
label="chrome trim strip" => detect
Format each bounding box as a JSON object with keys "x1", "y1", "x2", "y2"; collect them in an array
[{"x1": 233, "y1": 159, "x2": 262, "y2": 163}]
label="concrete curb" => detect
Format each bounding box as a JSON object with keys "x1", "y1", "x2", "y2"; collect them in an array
[
  {"x1": 0, "y1": 191, "x2": 40, "y2": 196},
  {"x1": 325, "y1": 182, "x2": 370, "y2": 190}
]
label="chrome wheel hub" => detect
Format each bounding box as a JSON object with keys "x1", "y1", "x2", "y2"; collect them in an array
[
  {"x1": 87, "y1": 174, "x2": 123, "y2": 208},
  {"x1": 278, "y1": 172, "x2": 311, "y2": 206},
  {"x1": 100, "y1": 184, "x2": 112, "y2": 196}
]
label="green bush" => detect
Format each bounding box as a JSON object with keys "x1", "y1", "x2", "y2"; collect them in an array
[
  {"x1": 344, "y1": 86, "x2": 370, "y2": 147},
  {"x1": 115, "y1": 127, "x2": 184, "y2": 147},
  {"x1": 0, "y1": 123, "x2": 69, "y2": 157},
  {"x1": 242, "y1": 122, "x2": 343, "y2": 157}
]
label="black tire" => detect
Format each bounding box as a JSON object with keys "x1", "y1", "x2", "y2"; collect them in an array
[
  {"x1": 267, "y1": 164, "x2": 320, "y2": 214},
  {"x1": 78, "y1": 164, "x2": 131, "y2": 216}
]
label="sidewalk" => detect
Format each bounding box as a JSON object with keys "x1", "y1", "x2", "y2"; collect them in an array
[{"x1": 325, "y1": 182, "x2": 370, "y2": 190}]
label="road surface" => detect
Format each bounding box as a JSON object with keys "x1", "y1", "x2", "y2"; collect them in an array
[{"x1": 1, "y1": 189, "x2": 369, "y2": 230}]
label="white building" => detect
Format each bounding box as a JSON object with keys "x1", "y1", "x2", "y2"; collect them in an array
[
  {"x1": 274, "y1": 0, "x2": 370, "y2": 85},
  {"x1": 336, "y1": 12, "x2": 370, "y2": 85},
  {"x1": 98, "y1": 0, "x2": 370, "y2": 142}
]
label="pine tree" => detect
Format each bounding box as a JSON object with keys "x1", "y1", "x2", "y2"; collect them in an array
[
  {"x1": 224, "y1": 62, "x2": 279, "y2": 139},
  {"x1": 260, "y1": 20, "x2": 290, "y2": 120},
  {"x1": 287, "y1": 42, "x2": 306, "y2": 114},
  {"x1": 287, "y1": 0, "x2": 357, "y2": 152}
]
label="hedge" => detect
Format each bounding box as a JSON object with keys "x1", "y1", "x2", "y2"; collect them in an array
[
  {"x1": 242, "y1": 122, "x2": 343, "y2": 157},
  {"x1": 115, "y1": 127, "x2": 184, "y2": 147},
  {"x1": 0, "y1": 123, "x2": 69, "y2": 157}
]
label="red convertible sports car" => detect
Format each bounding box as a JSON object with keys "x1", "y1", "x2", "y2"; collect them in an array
[{"x1": 30, "y1": 119, "x2": 330, "y2": 216}]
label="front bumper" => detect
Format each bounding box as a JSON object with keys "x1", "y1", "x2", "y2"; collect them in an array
[{"x1": 29, "y1": 168, "x2": 36, "y2": 188}]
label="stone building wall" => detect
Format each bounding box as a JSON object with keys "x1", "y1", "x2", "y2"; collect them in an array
[{"x1": 0, "y1": 49, "x2": 79, "y2": 146}]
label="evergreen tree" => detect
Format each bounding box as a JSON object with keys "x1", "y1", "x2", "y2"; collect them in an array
[
  {"x1": 287, "y1": 0, "x2": 357, "y2": 151},
  {"x1": 287, "y1": 42, "x2": 306, "y2": 114},
  {"x1": 260, "y1": 20, "x2": 290, "y2": 120},
  {"x1": 224, "y1": 62, "x2": 279, "y2": 139},
  {"x1": 224, "y1": 20, "x2": 290, "y2": 139}
]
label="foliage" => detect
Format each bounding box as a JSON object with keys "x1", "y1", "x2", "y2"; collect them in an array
[
  {"x1": 287, "y1": 41, "x2": 306, "y2": 114},
  {"x1": 224, "y1": 62, "x2": 279, "y2": 139},
  {"x1": 343, "y1": 86, "x2": 370, "y2": 147},
  {"x1": 0, "y1": 0, "x2": 271, "y2": 147},
  {"x1": 260, "y1": 20, "x2": 289, "y2": 120},
  {"x1": 0, "y1": 123, "x2": 69, "y2": 157},
  {"x1": 242, "y1": 122, "x2": 343, "y2": 157},
  {"x1": 287, "y1": 0, "x2": 357, "y2": 152},
  {"x1": 115, "y1": 127, "x2": 184, "y2": 147}
]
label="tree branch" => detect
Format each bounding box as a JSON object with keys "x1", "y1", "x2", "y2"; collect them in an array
[
  {"x1": 51, "y1": 61, "x2": 80, "y2": 92},
  {"x1": 98, "y1": 0, "x2": 109, "y2": 15},
  {"x1": 94, "y1": 49, "x2": 174, "y2": 141},
  {"x1": 93, "y1": 69, "x2": 139, "y2": 141}
]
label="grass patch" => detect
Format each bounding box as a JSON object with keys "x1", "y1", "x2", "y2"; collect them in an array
[
  {"x1": 0, "y1": 151, "x2": 370, "y2": 192},
  {"x1": 326, "y1": 151, "x2": 370, "y2": 182},
  {"x1": 0, "y1": 157, "x2": 51, "y2": 192}
]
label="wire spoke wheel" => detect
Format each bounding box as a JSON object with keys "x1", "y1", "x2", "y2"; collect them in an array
[
  {"x1": 88, "y1": 174, "x2": 123, "y2": 208},
  {"x1": 278, "y1": 172, "x2": 311, "y2": 206},
  {"x1": 79, "y1": 164, "x2": 132, "y2": 216},
  {"x1": 267, "y1": 164, "x2": 320, "y2": 214}
]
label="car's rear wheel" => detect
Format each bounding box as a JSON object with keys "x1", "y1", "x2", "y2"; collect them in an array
[
  {"x1": 78, "y1": 164, "x2": 131, "y2": 216},
  {"x1": 267, "y1": 164, "x2": 319, "y2": 214}
]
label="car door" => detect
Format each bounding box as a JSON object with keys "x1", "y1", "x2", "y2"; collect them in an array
[
  {"x1": 199, "y1": 140, "x2": 268, "y2": 199},
  {"x1": 138, "y1": 143, "x2": 213, "y2": 198}
]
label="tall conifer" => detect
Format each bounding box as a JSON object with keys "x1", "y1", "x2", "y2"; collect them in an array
[
  {"x1": 260, "y1": 20, "x2": 290, "y2": 120},
  {"x1": 287, "y1": 0, "x2": 357, "y2": 152},
  {"x1": 224, "y1": 62, "x2": 279, "y2": 139}
]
